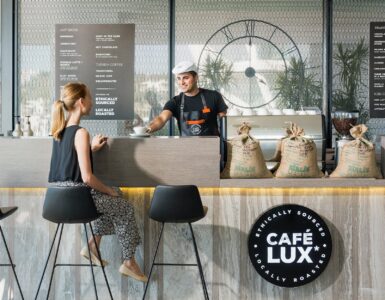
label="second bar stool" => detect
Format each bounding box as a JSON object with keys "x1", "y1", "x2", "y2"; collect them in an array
[
  {"x1": 143, "y1": 185, "x2": 209, "y2": 300},
  {"x1": 34, "y1": 186, "x2": 113, "y2": 300},
  {"x1": 0, "y1": 207, "x2": 24, "y2": 300}
]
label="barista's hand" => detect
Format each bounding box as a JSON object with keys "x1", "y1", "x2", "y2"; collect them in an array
[{"x1": 91, "y1": 134, "x2": 108, "y2": 152}]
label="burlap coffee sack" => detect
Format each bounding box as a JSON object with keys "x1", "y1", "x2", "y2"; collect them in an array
[
  {"x1": 275, "y1": 122, "x2": 323, "y2": 178},
  {"x1": 330, "y1": 124, "x2": 382, "y2": 178},
  {"x1": 266, "y1": 138, "x2": 284, "y2": 173},
  {"x1": 266, "y1": 127, "x2": 292, "y2": 172},
  {"x1": 221, "y1": 123, "x2": 272, "y2": 178}
]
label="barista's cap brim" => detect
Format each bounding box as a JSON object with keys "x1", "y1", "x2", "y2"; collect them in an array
[{"x1": 172, "y1": 61, "x2": 197, "y2": 75}]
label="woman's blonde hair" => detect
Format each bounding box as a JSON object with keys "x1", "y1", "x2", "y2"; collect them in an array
[{"x1": 50, "y1": 82, "x2": 88, "y2": 140}]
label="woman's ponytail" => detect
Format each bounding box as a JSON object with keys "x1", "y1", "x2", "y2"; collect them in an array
[
  {"x1": 50, "y1": 82, "x2": 88, "y2": 140},
  {"x1": 50, "y1": 100, "x2": 66, "y2": 141}
]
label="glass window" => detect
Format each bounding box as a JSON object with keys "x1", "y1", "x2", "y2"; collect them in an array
[
  {"x1": 333, "y1": 0, "x2": 385, "y2": 143},
  {"x1": 175, "y1": 0, "x2": 324, "y2": 114},
  {"x1": 0, "y1": 0, "x2": 2, "y2": 134},
  {"x1": 19, "y1": 0, "x2": 385, "y2": 139},
  {"x1": 18, "y1": 0, "x2": 169, "y2": 136}
]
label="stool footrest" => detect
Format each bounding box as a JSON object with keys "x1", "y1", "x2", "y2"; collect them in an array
[
  {"x1": 154, "y1": 263, "x2": 198, "y2": 266},
  {"x1": 0, "y1": 263, "x2": 15, "y2": 267},
  {"x1": 54, "y1": 263, "x2": 103, "y2": 267}
]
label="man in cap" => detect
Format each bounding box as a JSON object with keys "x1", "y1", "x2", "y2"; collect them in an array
[{"x1": 146, "y1": 61, "x2": 228, "y2": 136}]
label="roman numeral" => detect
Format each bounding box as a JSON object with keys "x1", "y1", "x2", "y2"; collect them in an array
[
  {"x1": 220, "y1": 26, "x2": 234, "y2": 43},
  {"x1": 245, "y1": 20, "x2": 256, "y2": 37},
  {"x1": 283, "y1": 46, "x2": 297, "y2": 56},
  {"x1": 268, "y1": 28, "x2": 277, "y2": 41}
]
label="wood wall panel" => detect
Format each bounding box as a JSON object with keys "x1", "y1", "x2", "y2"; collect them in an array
[{"x1": 1, "y1": 187, "x2": 385, "y2": 299}]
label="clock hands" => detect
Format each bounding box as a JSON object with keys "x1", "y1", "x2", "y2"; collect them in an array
[{"x1": 198, "y1": 19, "x2": 302, "y2": 109}]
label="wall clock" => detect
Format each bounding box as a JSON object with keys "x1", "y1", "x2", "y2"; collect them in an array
[{"x1": 198, "y1": 19, "x2": 303, "y2": 109}]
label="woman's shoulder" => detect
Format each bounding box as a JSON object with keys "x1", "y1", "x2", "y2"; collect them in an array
[
  {"x1": 73, "y1": 126, "x2": 90, "y2": 141},
  {"x1": 74, "y1": 126, "x2": 89, "y2": 135}
]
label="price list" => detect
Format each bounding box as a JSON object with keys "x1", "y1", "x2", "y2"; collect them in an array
[
  {"x1": 55, "y1": 24, "x2": 135, "y2": 119},
  {"x1": 370, "y1": 22, "x2": 385, "y2": 118}
]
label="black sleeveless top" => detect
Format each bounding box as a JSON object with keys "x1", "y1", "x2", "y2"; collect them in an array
[{"x1": 48, "y1": 125, "x2": 93, "y2": 183}]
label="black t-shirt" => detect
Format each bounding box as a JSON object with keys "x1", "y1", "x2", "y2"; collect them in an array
[
  {"x1": 48, "y1": 125, "x2": 93, "y2": 183},
  {"x1": 163, "y1": 88, "x2": 228, "y2": 135}
]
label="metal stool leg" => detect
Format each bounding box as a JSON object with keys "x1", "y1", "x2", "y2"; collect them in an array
[
  {"x1": 84, "y1": 224, "x2": 99, "y2": 300},
  {"x1": 189, "y1": 223, "x2": 209, "y2": 300},
  {"x1": 142, "y1": 222, "x2": 165, "y2": 300},
  {"x1": 46, "y1": 223, "x2": 64, "y2": 300},
  {"x1": 89, "y1": 222, "x2": 113, "y2": 300},
  {"x1": 34, "y1": 223, "x2": 61, "y2": 300},
  {"x1": 0, "y1": 225, "x2": 24, "y2": 300}
]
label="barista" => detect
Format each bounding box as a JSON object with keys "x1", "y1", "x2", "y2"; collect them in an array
[{"x1": 146, "y1": 61, "x2": 228, "y2": 136}]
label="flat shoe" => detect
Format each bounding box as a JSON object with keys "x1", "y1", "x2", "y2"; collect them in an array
[
  {"x1": 80, "y1": 246, "x2": 108, "y2": 267},
  {"x1": 119, "y1": 264, "x2": 148, "y2": 282}
]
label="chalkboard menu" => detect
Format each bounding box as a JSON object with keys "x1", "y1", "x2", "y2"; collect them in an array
[
  {"x1": 370, "y1": 22, "x2": 385, "y2": 118},
  {"x1": 55, "y1": 24, "x2": 135, "y2": 120}
]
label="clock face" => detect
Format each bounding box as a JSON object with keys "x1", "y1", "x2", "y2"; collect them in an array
[{"x1": 198, "y1": 19, "x2": 302, "y2": 109}]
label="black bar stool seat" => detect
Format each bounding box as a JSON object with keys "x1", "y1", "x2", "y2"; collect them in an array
[
  {"x1": 143, "y1": 185, "x2": 209, "y2": 300},
  {"x1": 0, "y1": 207, "x2": 18, "y2": 220},
  {"x1": 35, "y1": 186, "x2": 113, "y2": 300},
  {"x1": 42, "y1": 186, "x2": 101, "y2": 224},
  {"x1": 0, "y1": 206, "x2": 24, "y2": 299}
]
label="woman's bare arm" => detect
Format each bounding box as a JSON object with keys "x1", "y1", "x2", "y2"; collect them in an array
[{"x1": 75, "y1": 128, "x2": 118, "y2": 196}]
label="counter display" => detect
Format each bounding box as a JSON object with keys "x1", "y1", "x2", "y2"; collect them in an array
[
  {"x1": 0, "y1": 136, "x2": 385, "y2": 299},
  {"x1": 1, "y1": 186, "x2": 385, "y2": 299}
]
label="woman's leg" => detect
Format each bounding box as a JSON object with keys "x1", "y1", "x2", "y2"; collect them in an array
[
  {"x1": 87, "y1": 235, "x2": 102, "y2": 254},
  {"x1": 91, "y1": 188, "x2": 146, "y2": 280},
  {"x1": 91, "y1": 188, "x2": 141, "y2": 262}
]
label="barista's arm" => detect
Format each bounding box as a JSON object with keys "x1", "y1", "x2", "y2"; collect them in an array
[
  {"x1": 216, "y1": 91, "x2": 228, "y2": 118},
  {"x1": 146, "y1": 110, "x2": 173, "y2": 133},
  {"x1": 218, "y1": 111, "x2": 227, "y2": 118}
]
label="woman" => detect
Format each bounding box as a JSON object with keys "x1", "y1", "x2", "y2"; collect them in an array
[{"x1": 48, "y1": 82, "x2": 147, "y2": 282}]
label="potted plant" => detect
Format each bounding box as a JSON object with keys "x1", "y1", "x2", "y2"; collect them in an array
[
  {"x1": 199, "y1": 55, "x2": 233, "y2": 91},
  {"x1": 332, "y1": 38, "x2": 369, "y2": 125},
  {"x1": 275, "y1": 57, "x2": 322, "y2": 111}
]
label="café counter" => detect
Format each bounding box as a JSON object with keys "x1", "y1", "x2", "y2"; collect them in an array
[{"x1": 0, "y1": 136, "x2": 385, "y2": 299}]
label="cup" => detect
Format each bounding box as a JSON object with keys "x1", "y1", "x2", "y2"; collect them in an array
[
  {"x1": 256, "y1": 108, "x2": 270, "y2": 115},
  {"x1": 270, "y1": 109, "x2": 283, "y2": 115},
  {"x1": 296, "y1": 110, "x2": 307, "y2": 115},
  {"x1": 282, "y1": 108, "x2": 296, "y2": 115},
  {"x1": 133, "y1": 126, "x2": 147, "y2": 135},
  {"x1": 306, "y1": 110, "x2": 318, "y2": 115},
  {"x1": 227, "y1": 108, "x2": 241, "y2": 116},
  {"x1": 242, "y1": 109, "x2": 255, "y2": 116}
]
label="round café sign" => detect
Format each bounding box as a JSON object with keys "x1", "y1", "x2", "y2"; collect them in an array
[{"x1": 248, "y1": 204, "x2": 332, "y2": 287}]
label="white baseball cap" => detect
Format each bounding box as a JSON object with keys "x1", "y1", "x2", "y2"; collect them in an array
[{"x1": 172, "y1": 61, "x2": 197, "y2": 75}]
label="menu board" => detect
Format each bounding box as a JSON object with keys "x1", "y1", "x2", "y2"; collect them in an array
[
  {"x1": 370, "y1": 22, "x2": 385, "y2": 118},
  {"x1": 55, "y1": 24, "x2": 135, "y2": 119}
]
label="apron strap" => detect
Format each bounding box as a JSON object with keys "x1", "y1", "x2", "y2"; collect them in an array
[{"x1": 180, "y1": 93, "x2": 185, "y2": 131}]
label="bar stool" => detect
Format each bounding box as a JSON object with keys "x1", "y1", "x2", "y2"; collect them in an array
[
  {"x1": 34, "y1": 186, "x2": 113, "y2": 300},
  {"x1": 0, "y1": 207, "x2": 24, "y2": 300},
  {"x1": 143, "y1": 185, "x2": 209, "y2": 300}
]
